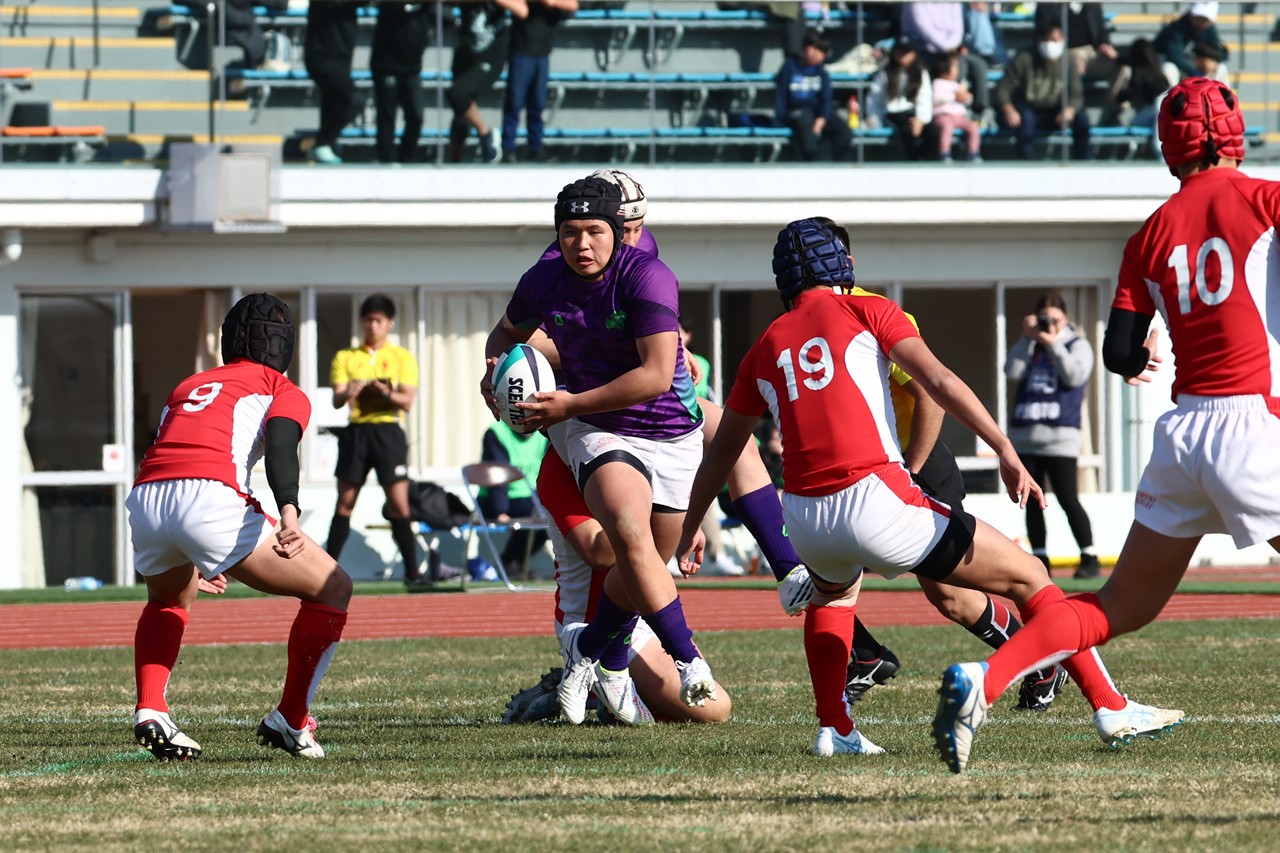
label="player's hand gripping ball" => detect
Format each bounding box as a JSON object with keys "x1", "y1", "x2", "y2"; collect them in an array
[{"x1": 491, "y1": 344, "x2": 557, "y2": 434}]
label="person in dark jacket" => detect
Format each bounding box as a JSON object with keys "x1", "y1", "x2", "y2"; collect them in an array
[
  {"x1": 305, "y1": 0, "x2": 364, "y2": 164},
  {"x1": 371, "y1": 2, "x2": 432, "y2": 164},
  {"x1": 994, "y1": 22, "x2": 1091, "y2": 160},
  {"x1": 774, "y1": 29, "x2": 851, "y2": 162},
  {"x1": 1154, "y1": 2, "x2": 1227, "y2": 85}
]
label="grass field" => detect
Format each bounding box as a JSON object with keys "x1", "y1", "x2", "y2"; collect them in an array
[{"x1": 2, "y1": 619, "x2": 1278, "y2": 851}]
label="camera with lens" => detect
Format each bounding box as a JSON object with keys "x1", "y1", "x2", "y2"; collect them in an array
[{"x1": 1036, "y1": 313, "x2": 1052, "y2": 332}]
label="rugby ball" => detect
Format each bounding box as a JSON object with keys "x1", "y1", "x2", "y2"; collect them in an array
[{"x1": 491, "y1": 343, "x2": 556, "y2": 434}]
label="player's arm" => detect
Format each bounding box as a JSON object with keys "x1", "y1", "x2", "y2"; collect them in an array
[
  {"x1": 900, "y1": 378, "x2": 943, "y2": 474},
  {"x1": 519, "y1": 331, "x2": 678, "y2": 428},
  {"x1": 1102, "y1": 307, "x2": 1161, "y2": 384},
  {"x1": 889, "y1": 336, "x2": 1044, "y2": 509},
  {"x1": 526, "y1": 327, "x2": 562, "y2": 369},
  {"x1": 562, "y1": 518, "x2": 615, "y2": 572},
  {"x1": 264, "y1": 415, "x2": 305, "y2": 556}
]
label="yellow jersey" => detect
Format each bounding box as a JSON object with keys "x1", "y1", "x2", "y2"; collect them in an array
[
  {"x1": 330, "y1": 343, "x2": 419, "y2": 424},
  {"x1": 850, "y1": 286, "x2": 919, "y2": 449}
]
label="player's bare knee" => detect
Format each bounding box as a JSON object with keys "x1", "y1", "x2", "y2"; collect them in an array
[{"x1": 319, "y1": 566, "x2": 353, "y2": 610}]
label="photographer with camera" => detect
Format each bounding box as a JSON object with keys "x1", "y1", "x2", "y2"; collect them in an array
[{"x1": 1005, "y1": 292, "x2": 1100, "y2": 578}]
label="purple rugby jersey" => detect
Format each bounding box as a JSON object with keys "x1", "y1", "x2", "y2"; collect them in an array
[{"x1": 506, "y1": 243, "x2": 701, "y2": 438}]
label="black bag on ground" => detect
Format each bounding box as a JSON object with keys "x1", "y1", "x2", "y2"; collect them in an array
[{"x1": 404, "y1": 481, "x2": 472, "y2": 529}]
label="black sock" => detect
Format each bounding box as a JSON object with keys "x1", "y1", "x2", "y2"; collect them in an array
[
  {"x1": 967, "y1": 595, "x2": 1023, "y2": 650},
  {"x1": 852, "y1": 617, "x2": 883, "y2": 661},
  {"x1": 325, "y1": 515, "x2": 350, "y2": 559},
  {"x1": 390, "y1": 518, "x2": 420, "y2": 578}
]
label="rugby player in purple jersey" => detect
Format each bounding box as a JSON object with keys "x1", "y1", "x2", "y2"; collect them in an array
[{"x1": 483, "y1": 177, "x2": 718, "y2": 725}]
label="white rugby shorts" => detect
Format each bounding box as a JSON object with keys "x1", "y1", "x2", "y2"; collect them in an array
[
  {"x1": 127, "y1": 478, "x2": 274, "y2": 579},
  {"x1": 782, "y1": 462, "x2": 975, "y2": 585},
  {"x1": 564, "y1": 418, "x2": 703, "y2": 512},
  {"x1": 1135, "y1": 394, "x2": 1280, "y2": 547}
]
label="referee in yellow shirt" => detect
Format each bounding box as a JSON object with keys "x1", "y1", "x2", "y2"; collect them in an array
[{"x1": 325, "y1": 294, "x2": 425, "y2": 583}]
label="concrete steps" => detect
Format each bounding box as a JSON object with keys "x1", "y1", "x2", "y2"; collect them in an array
[
  {"x1": 0, "y1": 35, "x2": 178, "y2": 70},
  {"x1": 0, "y1": 3, "x2": 143, "y2": 37}
]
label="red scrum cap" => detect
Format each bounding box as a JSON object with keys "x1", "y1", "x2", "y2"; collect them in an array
[{"x1": 1158, "y1": 76, "x2": 1245, "y2": 171}]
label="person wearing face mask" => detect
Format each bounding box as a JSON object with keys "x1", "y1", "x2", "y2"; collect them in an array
[{"x1": 994, "y1": 23, "x2": 1092, "y2": 161}]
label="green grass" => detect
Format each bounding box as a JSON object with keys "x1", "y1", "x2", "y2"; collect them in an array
[{"x1": 1, "y1": 621, "x2": 1279, "y2": 851}]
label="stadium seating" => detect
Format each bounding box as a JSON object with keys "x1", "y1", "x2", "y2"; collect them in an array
[{"x1": 0, "y1": 1, "x2": 1273, "y2": 165}]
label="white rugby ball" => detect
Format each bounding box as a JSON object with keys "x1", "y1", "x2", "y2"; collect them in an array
[{"x1": 492, "y1": 343, "x2": 556, "y2": 434}]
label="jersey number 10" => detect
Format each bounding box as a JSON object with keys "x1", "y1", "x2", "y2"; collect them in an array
[{"x1": 1167, "y1": 238, "x2": 1233, "y2": 315}]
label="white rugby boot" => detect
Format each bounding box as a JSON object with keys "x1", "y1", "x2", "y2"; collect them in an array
[
  {"x1": 592, "y1": 664, "x2": 655, "y2": 726},
  {"x1": 134, "y1": 709, "x2": 202, "y2": 762},
  {"x1": 813, "y1": 724, "x2": 885, "y2": 757},
  {"x1": 257, "y1": 709, "x2": 325, "y2": 759},
  {"x1": 932, "y1": 662, "x2": 989, "y2": 774},
  {"x1": 675, "y1": 656, "x2": 717, "y2": 707},
  {"x1": 1094, "y1": 698, "x2": 1185, "y2": 748},
  {"x1": 557, "y1": 624, "x2": 598, "y2": 725}
]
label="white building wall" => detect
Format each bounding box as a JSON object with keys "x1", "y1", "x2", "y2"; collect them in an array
[{"x1": 0, "y1": 164, "x2": 1272, "y2": 586}]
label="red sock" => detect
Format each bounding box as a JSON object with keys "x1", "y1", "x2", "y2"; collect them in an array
[
  {"x1": 804, "y1": 603, "x2": 855, "y2": 736},
  {"x1": 134, "y1": 601, "x2": 189, "y2": 713},
  {"x1": 984, "y1": 588, "x2": 1124, "y2": 710},
  {"x1": 278, "y1": 602, "x2": 347, "y2": 730}
]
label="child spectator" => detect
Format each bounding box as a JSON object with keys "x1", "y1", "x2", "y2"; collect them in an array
[
  {"x1": 447, "y1": 0, "x2": 527, "y2": 164},
  {"x1": 931, "y1": 52, "x2": 982, "y2": 162},
  {"x1": 1192, "y1": 40, "x2": 1230, "y2": 84},
  {"x1": 864, "y1": 35, "x2": 933, "y2": 161},
  {"x1": 774, "y1": 29, "x2": 852, "y2": 162},
  {"x1": 1108, "y1": 37, "x2": 1167, "y2": 156}
]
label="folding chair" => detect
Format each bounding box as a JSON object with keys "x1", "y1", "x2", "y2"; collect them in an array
[{"x1": 459, "y1": 462, "x2": 551, "y2": 591}]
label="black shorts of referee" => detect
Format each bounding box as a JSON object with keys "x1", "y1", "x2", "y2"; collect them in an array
[{"x1": 335, "y1": 422, "x2": 409, "y2": 486}]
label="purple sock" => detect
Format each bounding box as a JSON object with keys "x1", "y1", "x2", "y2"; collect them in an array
[
  {"x1": 646, "y1": 597, "x2": 699, "y2": 665},
  {"x1": 732, "y1": 485, "x2": 801, "y2": 582},
  {"x1": 576, "y1": 591, "x2": 634, "y2": 661},
  {"x1": 598, "y1": 614, "x2": 639, "y2": 672}
]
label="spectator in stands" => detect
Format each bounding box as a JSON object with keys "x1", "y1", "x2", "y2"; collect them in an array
[
  {"x1": 370, "y1": 1, "x2": 432, "y2": 164},
  {"x1": 994, "y1": 22, "x2": 1092, "y2": 161},
  {"x1": 305, "y1": 0, "x2": 364, "y2": 164},
  {"x1": 774, "y1": 29, "x2": 852, "y2": 163},
  {"x1": 448, "y1": 0, "x2": 527, "y2": 164},
  {"x1": 900, "y1": 2, "x2": 991, "y2": 121},
  {"x1": 501, "y1": 0, "x2": 579, "y2": 164},
  {"x1": 1034, "y1": 2, "x2": 1118, "y2": 81},
  {"x1": 1191, "y1": 40, "x2": 1230, "y2": 85},
  {"x1": 478, "y1": 419, "x2": 549, "y2": 580},
  {"x1": 1108, "y1": 38, "x2": 1167, "y2": 150},
  {"x1": 1005, "y1": 292, "x2": 1100, "y2": 579},
  {"x1": 1155, "y1": 2, "x2": 1228, "y2": 87},
  {"x1": 963, "y1": 3, "x2": 1008, "y2": 69},
  {"x1": 932, "y1": 52, "x2": 982, "y2": 163},
  {"x1": 864, "y1": 35, "x2": 933, "y2": 161},
  {"x1": 178, "y1": 0, "x2": 284, "y2": 72}
]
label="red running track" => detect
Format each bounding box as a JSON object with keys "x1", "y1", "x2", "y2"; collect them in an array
[{"x1": 0, "y1": 588, "x2": 1277, "y2": 650}]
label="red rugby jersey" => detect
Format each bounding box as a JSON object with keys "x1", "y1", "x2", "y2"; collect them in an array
[
  {"x1": 726, "y1": 288, "x2": 919, "y2": 496},
  {"x1": 134, "y1": 359, "x2": 311, "y2": 500},
  {"x1": 1114, "y1": 168, "x2": 1280, "y2": 401}
]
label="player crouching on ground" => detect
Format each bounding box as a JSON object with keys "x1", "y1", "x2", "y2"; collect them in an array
[
  {"x1": 129, "y1": 294, "x2": 352, "y2": 761},
  {"x1": 679, "y1": 218, "x2": 1179, "y2": 760}
]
